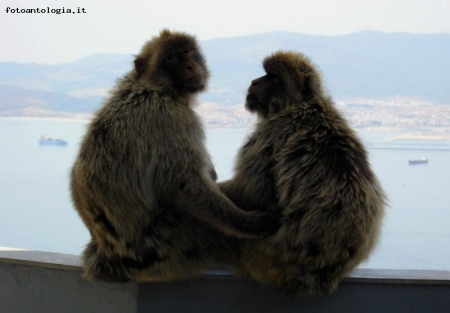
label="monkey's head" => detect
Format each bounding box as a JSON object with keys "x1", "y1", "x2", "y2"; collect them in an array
[
  {"x1": 246, "y1": 51, "x2": 325, "y2": 119},
  {"x1": 133, "y1": 29, "x2": 210, "y2": 96}
]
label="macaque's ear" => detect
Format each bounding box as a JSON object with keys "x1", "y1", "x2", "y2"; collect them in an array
[{"x1": 134, "y1": 57, "x2": 146, "y2": 77}]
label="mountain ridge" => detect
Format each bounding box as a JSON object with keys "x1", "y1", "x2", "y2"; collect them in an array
[{"x1": 0, "y1": 31, "x2": 449, "y2": 118}]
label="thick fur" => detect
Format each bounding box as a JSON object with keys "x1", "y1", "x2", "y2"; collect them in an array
[
  {"x1": 219, "y1": 51, "x2": 386, "y2": 297},
  {"x1": 70, "y1": 30, "x2": 277, "y2": 282}
]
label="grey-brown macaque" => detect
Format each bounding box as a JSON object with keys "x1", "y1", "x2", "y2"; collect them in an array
[
  {"x1": 219, "y1": 51, "x2": 386, "y2": 297},
  {"x1": 70, "y1": 29, "x2": 278, "y2": 282}
]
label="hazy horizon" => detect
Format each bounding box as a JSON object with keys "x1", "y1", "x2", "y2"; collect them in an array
[
  {"x1": 1, "y1": 0, "x2": 449, "y2": 64},
  {"x1": 2, "y1": 29, "x2": 449, "y2": 66}
]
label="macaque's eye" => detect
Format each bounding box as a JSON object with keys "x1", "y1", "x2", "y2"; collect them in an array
[
  {"x1": 166, "y1": 53, "x2": 176, "y2": 61},
  {"x1": 183, "y1": 49, "x2": 196, "y2": 57}
]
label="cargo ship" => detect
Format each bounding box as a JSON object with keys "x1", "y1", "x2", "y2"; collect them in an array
[
  {"x1": 408, "y1": 158, "x2": 428, "y2": 165},
  {"x1": 38, "y1": 135, "x2": 68, "y2": 146}
]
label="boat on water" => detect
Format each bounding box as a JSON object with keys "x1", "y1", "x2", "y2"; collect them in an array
[
  {"x1": 38, "y1": 135, "x2": 68, "y2": 146},
  {"x1": 408, "y1": 157, "x2": 428, "y2": 165}
]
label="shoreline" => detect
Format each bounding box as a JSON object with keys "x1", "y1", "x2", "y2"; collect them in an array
[
  {"x1": 383, "y1": 133, "x2": 450, "y2": 142},
  {"x1": 1, "y1": 116, "x2": 450, "y2": 138},
  {"x1": 0, "y1": 116, "x2": 91, "y2": 123}
]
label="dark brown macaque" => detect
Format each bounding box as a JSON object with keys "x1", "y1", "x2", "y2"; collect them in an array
[
  {"x1": 70, "y1": 29, "x2": 278, "y2": 282},
  {"x1": 219, "y1": 51, "x2": 386, "y2": 298}
]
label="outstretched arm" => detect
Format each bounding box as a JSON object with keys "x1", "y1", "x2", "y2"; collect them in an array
[
  {"x1": 178, "y1": 172, "x2": 279, "y2": 239},
  {"x1": 218, "y1": 172, "x2": 277, "y2": 214}
]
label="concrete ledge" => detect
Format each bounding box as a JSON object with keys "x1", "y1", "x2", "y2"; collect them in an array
[
  {"x1": 1, "y1": 249, "x2": 450, "y2": 313},
  {"x1": 0, "y1": 248, "x2": 81, "y2": 271}
]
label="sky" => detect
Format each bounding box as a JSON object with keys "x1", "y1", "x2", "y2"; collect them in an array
[{"x1": 1, "y1": 0, "x2": 449, "y2": 64}]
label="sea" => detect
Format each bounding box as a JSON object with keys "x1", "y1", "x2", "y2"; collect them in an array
[{"x1": 0, "y1": 118, "x2": 449, "y2": 271}]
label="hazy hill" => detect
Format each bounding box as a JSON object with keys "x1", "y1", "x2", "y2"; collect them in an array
[
  {"x1": 0, "y1": 85, "x2": 100, "y2": 117},
  {"x1": 0, "y1": 31, "x2": 449, "y2": 117},
  {"x1": 201, "y1": 31, "x2": 450, "y2": 104}
]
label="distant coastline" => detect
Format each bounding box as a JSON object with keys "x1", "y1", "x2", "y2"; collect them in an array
[
  {"x1": 384, "y1": 133, "x2": 450, "y2": 142},
  {"x1": 0, "y1": 116, "x2": 90, "y2": 123},
  {"x1": 1, "y1": 116, "x2": 450, "y2": 138}
]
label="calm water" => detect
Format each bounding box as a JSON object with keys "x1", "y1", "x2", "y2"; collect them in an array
[{"x1": 0, "y1": 118, "x2": 449, "y2": 271}]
